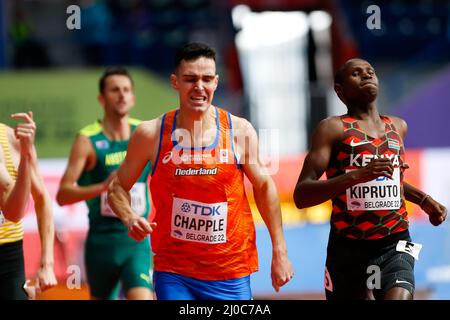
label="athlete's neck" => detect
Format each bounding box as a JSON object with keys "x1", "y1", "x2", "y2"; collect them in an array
[
  {"x1": 347, "y1": 102, "x2": 380, "y2": 121},
  {"x1": 101, "y1": 114, "x2": 130, "y2": 141},
  {"x1": 347, "y1": 103, "x2": 387, "y2": 139},
  {"x1": 176, "y1": 105, "x2": 216, "y2": 147}
]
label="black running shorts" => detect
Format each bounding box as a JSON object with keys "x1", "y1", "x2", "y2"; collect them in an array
[{"x1": 325, "y1": 229, "x2": 416, "y2": 300}]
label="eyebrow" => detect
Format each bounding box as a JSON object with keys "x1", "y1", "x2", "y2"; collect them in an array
[
  {"x1": 350, "y1": 65, "x2": 374, "y2": 71},
  {"x1": 181, "y1": 74, "x2": 216, "y2": 78}
]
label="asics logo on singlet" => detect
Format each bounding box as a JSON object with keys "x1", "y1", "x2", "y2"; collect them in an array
[
  {"x1": 162, "y1": 151, "x2": 173, "y2": 164},
  {"x1": 350, "y1": 154, "x2": 400, "y2": 167},
  {"x1": 349, "y1": 139, "x2": 372, "y2": 147}
]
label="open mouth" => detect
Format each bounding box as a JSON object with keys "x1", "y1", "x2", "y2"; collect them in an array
[{"x1": 190, "y1": 96, "x2": 207, "y2": 103}]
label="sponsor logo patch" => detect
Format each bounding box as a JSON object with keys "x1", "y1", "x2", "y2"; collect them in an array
[
  {"x1": 95, "y1": 140, "x2": 109, "y2": 149},
  {"x1": 388, "y1": 139, "x2": 401, "y2": 150}
]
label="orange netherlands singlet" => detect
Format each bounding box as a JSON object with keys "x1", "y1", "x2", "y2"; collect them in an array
[
  {"x1": 326, "y1": 115, "x2": 409, "y2": 240},
  {"x1": 150, "y1": 107, "x2": 258, "y2": 280}
]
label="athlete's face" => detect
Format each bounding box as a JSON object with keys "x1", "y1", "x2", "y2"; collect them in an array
[
  {"x1": 170, "y1": 57, "x2": 218, "y2": 113},
  {"x1": 99, "y1": 75, "x2": 135, "y2": 117},
  {"x1": 335, "y1": 59, "x2": 379, "y2": 104}
]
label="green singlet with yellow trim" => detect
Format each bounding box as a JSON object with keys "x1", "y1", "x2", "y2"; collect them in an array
[{"x1": 78, "y1": 118, "x2": 153, "y2": 299}]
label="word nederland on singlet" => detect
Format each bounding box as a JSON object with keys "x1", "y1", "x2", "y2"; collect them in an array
[{"x1": 346, "y1": 154, "x2": 401, "y2": 211}]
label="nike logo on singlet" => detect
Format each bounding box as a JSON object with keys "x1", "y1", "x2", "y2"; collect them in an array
[{"x1": 349, "y1": 139, "x2": 372, "y2": 147}]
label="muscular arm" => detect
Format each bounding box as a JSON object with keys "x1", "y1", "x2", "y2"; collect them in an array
[
  {"x1": 294, "y1": 118, "x2": 360, "y2": 208},
  {"x1": 403, "y1": 182, "x2": 427, "y2": 204},
  {"x1": 30, "y1": 155, "x2": 57, "y2": 291},
  {"x1": 234, "y1": 116, "x2": 293, "y2": 292},
  {"x1": 1, "y1": 116, "x2": 35, "y2": 223},
  {"x1": 56, "y1": 134, "x2": 108, "y2": 205},
  {"x1": 0, "y1": 157, "x2": 31, "y2": 223},
  {"x1": 107, "y1": 120, "x2": 159, "y2": 239}
]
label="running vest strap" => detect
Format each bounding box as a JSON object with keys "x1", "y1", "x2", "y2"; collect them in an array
[
  {"x1": 326, "y1": 115, "x2": 408, "y2": 240},
  {"x1": 150, "y1": 107, "x2": 258, "y2": 280},
  {"x1": 77, "y1": 118, "x2": 152, "y2": 237},
  {"x1": 0, "y1": 124, "x2": 24, "y2": 244}
]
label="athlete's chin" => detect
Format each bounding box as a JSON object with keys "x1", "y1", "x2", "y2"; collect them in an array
[
  {"x1": 186, "y1": 103, "x2": 211, "y2": 113},
  {"x1": 113, "y1": 110, "x2": 130, "y2": 118},
  {"x1": 362, "y1": 88, "x2": 378, "y2": 100},
  {"x1": 114, "y1": 106, "x2": 132, "y2": 116}
]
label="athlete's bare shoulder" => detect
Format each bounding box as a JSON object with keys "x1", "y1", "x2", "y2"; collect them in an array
[
  {"x1": 130, "y1": 116, "x2": 163, "y2": 163},
  {"x1": 319, "y1": 116, "x2": 343, "y2": 130},
  {"x1": 135, "y1": 116, "x2": 163, "y2": 141},
  {"x1": 313, "y1": 116, "x2": 344, "y2": 142},
  {"x1": 385, "y1": 114, "x2": 407, "y2": 138},
  {"x1": 229, "y1": 113, "x2": 253, "y2": 131}
]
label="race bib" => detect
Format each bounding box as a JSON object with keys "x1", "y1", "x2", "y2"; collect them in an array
[
  {"x1": 100, "y1": 182, "x2": 147, "y2": 218},
  {"x1": 346, "y1": 168, "x2": 401, "y2": 211},
  {"x1": 396, "y1": 240, "x2": 422, "y2": 260},
  {"x1": 171, "y1": 197, "x2": 227, "y2": 244},
  {"x1": 129, "y1": 183, "x2": 147, "y2": 215},
  {"x1": 0, "y1": 211, "x2": 5, "y2": 226}
]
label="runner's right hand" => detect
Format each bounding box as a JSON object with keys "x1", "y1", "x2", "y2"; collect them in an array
[
  {"x1": 127, "y1": 215, "x2": 157, "y2": 241},
  {"x1": 11, "y1": 111, "x2": 36, "y2": 157},
  {"x1": 354, "y1": 158, "x2": 394, "y2": 183}
]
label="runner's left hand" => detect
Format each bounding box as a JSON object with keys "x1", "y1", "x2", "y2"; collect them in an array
[{"x1": 422, "y1": 196, "x2": 447, "y2": 226}]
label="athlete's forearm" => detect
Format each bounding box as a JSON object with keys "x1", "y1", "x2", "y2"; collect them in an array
[
  {"x1": 403, "y1": 182, "x2": 427, "y2": 206},
  {"x1": 254, "y1": 179, "x2": 287, "y2": 254},
  {"x1": 107, "y1": 177, "x2": 135, "y2": 226},
  {"x1": 3, "y1": 153, "x2": 32, "y2": 222},
  {"x1": 35, "y1": 199, "x2": 55, "y2": 267},
  {"x1": 31, "y1": 162, "x2": 55, "y2": 267},
  {"x1": 56, "y1": 182, "x2": 107, "y2": 206},
  {"x1": 294, "y1": 171, "x2": 361, "y2": 209}
]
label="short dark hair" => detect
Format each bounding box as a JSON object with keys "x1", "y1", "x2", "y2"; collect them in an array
[
  {"x1": 334, "y1": 64, "x2": 346, "y2": 86},
  {"x1": 174, "y1": 42, "x2": 216, "y2": 70},
  {"x1": 99, "y1": 67, "x2": 134, "y2": 93}
]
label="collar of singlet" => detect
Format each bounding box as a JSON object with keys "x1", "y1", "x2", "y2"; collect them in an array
[{"x1": 171, "y1": 106, "x2": 220, "y2": 151}]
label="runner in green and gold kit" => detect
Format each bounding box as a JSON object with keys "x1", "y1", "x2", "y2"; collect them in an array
[
  {"x1": 80, "y1": 119, "x2": 152, "y2": 299},
  {"x1": 57, "y1": 68, "x2": 154, "y2": 300}
]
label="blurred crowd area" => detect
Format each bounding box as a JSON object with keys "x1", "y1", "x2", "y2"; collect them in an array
[
  {"x1": 5, "y1": 0, "x2": 229, "y2": 73},
  {"x1": 1, "y1": 0, "x2": 450, "y2": 150}
]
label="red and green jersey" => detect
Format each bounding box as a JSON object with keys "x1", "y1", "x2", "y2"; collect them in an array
[{"x1": 326, "y1": 115, "x2": 409, "y2": 240}]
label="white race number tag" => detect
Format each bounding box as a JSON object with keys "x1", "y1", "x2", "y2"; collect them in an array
[
  {"x1": 100, "y1": 182, "x2": 147, "y2": 217},
  {"x1": 129, "y1": 182, "x2": 147, "y2": 216},
  {"x1": 171, "y1": 197, "x2": 227, "y2": 244},
  {"x1": 346, "y1": 168, "x2": 401, "y2": 211},
  {"x1": 396, "y1": 240, "x2": 422, "y2": 261}
]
